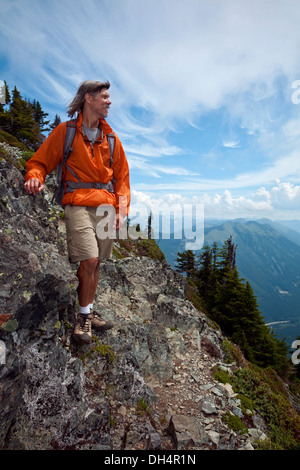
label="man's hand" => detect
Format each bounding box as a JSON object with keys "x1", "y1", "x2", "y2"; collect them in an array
[
  {"x1": 114, "y1": 213, "x2": 124, "y2": 231},
  {"x1": 24, "y1": 178, "x2": 45, "y2": 195}
]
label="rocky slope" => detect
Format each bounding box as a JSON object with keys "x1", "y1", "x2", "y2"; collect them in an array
[{"x1": 0, "y1": 144, "x2": 298, "y2": 450}]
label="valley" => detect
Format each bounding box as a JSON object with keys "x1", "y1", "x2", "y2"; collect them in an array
[{"x1": 156, "y1": 218, "x2": 300, "y2": 346}]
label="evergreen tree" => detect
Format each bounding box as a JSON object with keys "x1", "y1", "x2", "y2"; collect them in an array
[
  {"x1": 196, "y1": 245, "x2": 214, "y2": 299},
  {"x1": 147, "y1": 211, "x2": 152, "y2": 240},
  {"x1": 49, "y1": 114, "x2": 61, "y2": 130},
  {"x1": 180, "y1": 236, "x2": 290, "y2": 373},
  {"x1": 218, "y1": 235, "x2": 237, "y2": 273},
  {"x1": 31, "y1": 100, "x2": 50, "y2": 132},
  {"x1": 175, "y1": 250, "x2": 196, "y2": 279},
  {"x1": 9, "y1": 86, "x2": 39, "y2": 146}
]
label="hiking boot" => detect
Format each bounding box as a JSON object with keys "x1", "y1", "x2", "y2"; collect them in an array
[
  {"x1": 91, "y1": 310, "x2": 114, "y2": 332},
  {"x1": 73, "y1": 313, "x2": 93, "y2": 344}
]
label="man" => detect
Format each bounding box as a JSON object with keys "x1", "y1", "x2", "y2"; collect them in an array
[{"x1": 24, "y1": 80, "x2": 130, "y2": 344}]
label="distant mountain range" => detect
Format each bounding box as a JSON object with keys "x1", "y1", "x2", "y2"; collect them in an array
[{"x1": 156, "y1": 218, "x2": 300, "y2": 346}]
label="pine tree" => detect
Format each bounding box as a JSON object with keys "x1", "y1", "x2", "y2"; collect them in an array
[
  {"x1": 196, "y1": 245, "x2": 213, "y2": 298},
  {"x1": 31, "y1": 100, "x2": 50, "y2": 132},
  {"x1": 147, "y1": 211, "x2": 152, "y2": 240},
  {"x1": 175, "y1": 250, "x2": 196, "y2": 279},
  {"x1": 190, "y1": 236, "x2": 290, "y2": 372},
  {"x1": 49, "y1": 114, "x2": 61, "y2": 131},
  {"x1": 9, "y1": 86, "x2": 39, "y2": 146}
]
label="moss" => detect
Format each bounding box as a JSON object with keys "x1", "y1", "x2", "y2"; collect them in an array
[
  {"x1": 222, "y1": 412, "x2": 248, "y2": 434},
  {"x1": 0, "y1": 144, "x2": 32, "y2": 170},
  {"x1": 222, "y1": 338, "x2": 245, "y2": 366},
  {"x1": 169, "y1": 327, "x2": 177, "y2": 332},
  {"x1": 109, "y1": 413, "x2": 116, "y2": 427},
  {"x1": 0, "y1": 130, "x2": 30, "y2": 150},
  {"x1": 23, "y1": 291, "x2": 32, "y2": 302},
  {"x1": 237, "y1": 394, "x2": 254, "y2": 415},
  {"x1": 21, "y1": 149, "x2": 34, "y2": 161},
  {"x1": 87, "y1": 336, "x2": 116, "y2": 363},
  {"x1": 212, "y1": 365, "x2": 232, "y2": 385},
  {"x1": 53, "y1": 321, "x2": 61, "y2": 330},
  {"x1": 112, "y1": 246, "x2": 125, "y2": 259},
  {"x1": 136, "y1": 239, "x2": 165, "y2": 261},
  {"x1": 186, "y1": 282, "x2": 207, "y2": 314},
  {"x1": 1, "y1": 317, "x2": 18, "y2": 333}
]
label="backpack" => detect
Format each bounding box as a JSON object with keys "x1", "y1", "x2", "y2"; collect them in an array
[{"x1": 52, "y1": 120, "x2": 115, "y2": 206}]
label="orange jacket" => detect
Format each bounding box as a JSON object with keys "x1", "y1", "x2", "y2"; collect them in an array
[{"x1": 25, "y1": 113, "x2": 130, "y2": 214}]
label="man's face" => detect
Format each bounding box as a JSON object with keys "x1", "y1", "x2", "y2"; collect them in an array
[{"x1": 88, "y1": 88, "x2": 111, "y2": 118}]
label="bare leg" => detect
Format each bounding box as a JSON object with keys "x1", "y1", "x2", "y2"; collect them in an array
[{"x1": 77, "y1": 257, "x2": 101, "y2": 308}]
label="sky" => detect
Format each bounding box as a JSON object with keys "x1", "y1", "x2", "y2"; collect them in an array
[{"x1": 1, "y1": 0, "x2": 300, "y2": 227}]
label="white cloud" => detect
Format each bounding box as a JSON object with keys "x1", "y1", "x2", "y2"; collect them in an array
[
  {"x1": 222, "y1": 140, "x2": 240, "y2": 149},
  {"x1": 270, "y1": 182, "x2": 300, "y2": 208},
  {"x1": 131, "y1": 181, "x2": 300, "y2": 222},
  {"x1": 3, "y1": 0, "x2": 300, "y2": 128},
  {"x1": 283, "y1": 118, "x2": 300, "y2": 138},
  {"x1": 128, "y1": 155, "x2": 198, "y2": 179},
  {"x1": 2, "y1": 0, "x2": 300, "y2": 221}
]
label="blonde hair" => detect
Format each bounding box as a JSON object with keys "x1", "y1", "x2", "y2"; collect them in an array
[{"x1": 67, "y1": 80, "x2": 110, "y2": 117}]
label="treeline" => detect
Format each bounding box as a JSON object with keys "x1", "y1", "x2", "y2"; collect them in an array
[
  {"x1": 176, "y1": 237, "x2": 290, "y2": 374},
  {"x1": 0, "y1": 81, "x2": 61, "y2": 150}
]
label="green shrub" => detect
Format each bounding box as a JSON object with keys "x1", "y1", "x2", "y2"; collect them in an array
[
  {"x1": 222, "y1": 413, "x2": 248, "y2": 434},
  {"x1": 232, "y1": 365, "x2": 300, "y2": 449},
  {"x1": 212, "y1": 366, "x2": 232, "y2": 385}
]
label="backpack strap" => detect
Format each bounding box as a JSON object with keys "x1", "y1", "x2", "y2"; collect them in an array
[
  {"x1": 106, "y1": 132, "x2": 115, "y2": 166},
  {"x1": 56, "y1": 120, "x2": 77, "y2": 185},
  {"x1": 52, "y1": 120, "x2": 77, "y2": 205}
]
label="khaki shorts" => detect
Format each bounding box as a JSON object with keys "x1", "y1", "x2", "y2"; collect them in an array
[{"x1": 64, "y1": 205, "x2": 114, "y2": 263}]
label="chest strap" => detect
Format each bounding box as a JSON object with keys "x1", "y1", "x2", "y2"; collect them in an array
[{"x1": 64, "y1": 164, "x2": 114, "y2": 193}]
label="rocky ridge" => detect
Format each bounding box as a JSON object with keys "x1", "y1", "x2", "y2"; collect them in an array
[{"x1": 0, "y1": 145, "x2": 295, "y2": 450}]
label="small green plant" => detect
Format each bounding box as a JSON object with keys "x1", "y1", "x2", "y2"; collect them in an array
[
  {"x1": 232, "y1": 365, "x2": 300, "y2": 449},
  {"x1": 169, "y1": 326, "x2": 177, "y2": 332},
  {"x1": 136, "y1": 239, "x2": 165, "y2": 261},
  {"x1": 53, "y1": 320, "x2": 61, "y2": 330},
  {"x1": 212, "y1": 366, "x2": 232, "y2": 385},
  {"x1": 222, "y1": 338, "x2": 244, "y2": 365},
  {"x1": 136, "y1": 397, "x2": 151, "y2": 416},
  {"x1": 88, "y1": 336, "x2": 116, "y2": 363},
  {"x1": 222, "y1": 412, "x2": 248, "y2": 434},
  {"x1": 109, "y1": 413, "x2": 116, "y2": 427},
  {"x1": 237, "y1": 394, "x2": 254, "y2": 415}
]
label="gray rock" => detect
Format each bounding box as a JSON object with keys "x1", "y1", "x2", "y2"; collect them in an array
[
  {"x1": 167, "y1": 414, "x2": 208, "y2": 449},
  {"x1": 201, "y1": 396, "x2": 218, "y2": 415}
]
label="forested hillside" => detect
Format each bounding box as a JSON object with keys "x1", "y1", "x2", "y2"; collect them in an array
[
  {"x1": 157, "y1": 218, "x2": 300, "y2": 346},
  {"x1": 175, "y1": 237, "x2": 294, "y2": 376},
  {"x1": 0, "y1": 81, "x2": 59, "y2": 150}
]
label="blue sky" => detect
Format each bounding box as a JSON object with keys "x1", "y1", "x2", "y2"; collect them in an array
[{"x1": 1, "y1": 0, "x2": 300, "y2": 223}]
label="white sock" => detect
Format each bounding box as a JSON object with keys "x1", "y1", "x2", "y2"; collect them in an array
[
  {"x1": 79, "y1": 305, "x2": 90, "y2": 314},
  {"x1": 89, "y1": 303, "x2": 94, "y2": 311}
]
